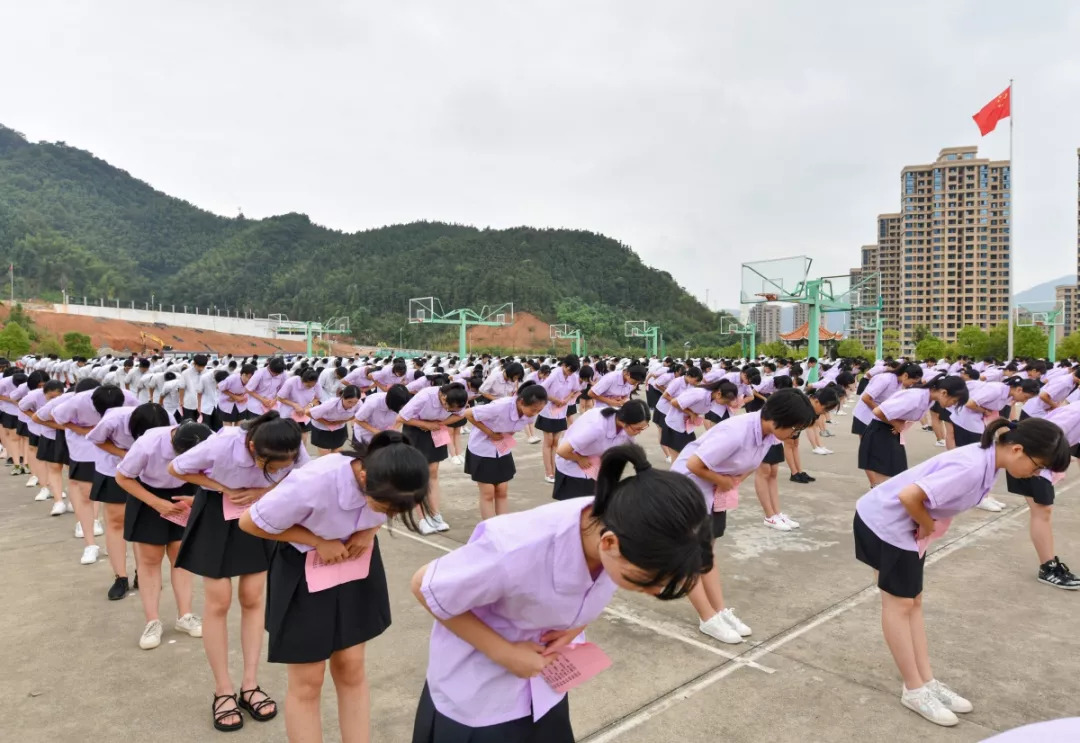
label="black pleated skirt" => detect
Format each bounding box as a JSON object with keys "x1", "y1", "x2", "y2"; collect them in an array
[
  {"x1": 705, "y1": 410, "x2": 728, "y2": 425},
  {"x1": 851, "y1": 417, "x2": 868, "y2": 436},
  {"x1": 36, "y1": 432, "x2": 69, "y2": 464},
  {"x1": 646, "y1": 387, "x2": 662, "y2": 409},
  {"x1": 175, "y1": 488, "x2": 271, "y2": 578},
  {"x1": 16, "y1": 420, "x2": 29, "y2": 437},
  {"x1": 90, "y1": 472, "x2": 129, "y2": 504},
  {"x1": 652, "y1": 405, "x2": 667, "y2": 425},
  {"x1": 69, "y1": 459, "x2": 96, "y2": 483},
  {"x1": 201, "y1": 409, "x2": 223, "y2": 432},
  {"x1": 217, "y1": 405, "x2": 245, "y2": 423},
  {"x1": 857, "y1": 420, "x2": 907, "y2": 476},
  {"x1": 535, "y1": 416, "x2": 568, "y2": 434},
  {"x1": 447, "y1": 418, "x2": 467, "y2": 429},
  {"x1": 412, "y1": 683, "x2": 573, "y2": 743},
  {"x1": 660, "y1": 425, "x2": 695, "y2": 452},
  {"x1": 762, "y1": 442, "x2": 785, "y2": 465},
  {"x1": 951, "y1": 425, "x2": 982, "y2": 448},
  {"x1": 266, "y1": 541, "x2": 391, "y2": 664},
  {"x1": 856, "y1": 376, "x2": 870, "y2": 395},
  {"x1": 28, "y1": 433, "x2": 39, "y2": 447},
  {"x1": 566, "y1": 404, "x2": 577, "y2": 417},
  {"x1": 403, "y1": 424, "x2": 448, "y2": 464},
  {"x1": 1005, "y1": 472, "x2": 1056, "y2": 505},
  {"x1": 552, "y1": 469, "x2": 596, "y2": 500},
  {"x1": 0, "y1": 412, "x2": 16, "y2": 429},
  {"x1": 124, "y1": 481, "x2": 195, "y2": 545},
  {"x1": 311, "y1": 426, "x2": 348, "y2": 450},
  {"x1": 464, "y1": 450, "x2": 516, "y2": 484}
]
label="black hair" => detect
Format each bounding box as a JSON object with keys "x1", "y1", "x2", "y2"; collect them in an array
[
  {"x1": 213, "y1": 369, "x2": 229, "y2": 384},
  {"x1": 339, "y1": 384, "x2": 361, "y2": 401},
  {"x1": 267, "y1": 357, "x2": 286, "y2": 374},
  {"x1": 684, "y1": 366, "x2": 704, "y2": 382},
  {"x1": 502, "y1": 362, "x2": 525, "y2": 382},
  {"x1": 600, "y1": 398, "x2": 650, "y2": 424},
  {"x1": 300, "y1": 368, "x2": 319, "y2": 383},
  {"x1": 335, "y1": 366, "x2": 347, "y2": 379},
  {"x1": 193, "y1": 354, "x2": 209, "y2": 367},
  {"x1": 810, "y1": 386, "x2": 841, "y2": 412},
  {"x1": 385, "y1": 384, "x2": 412, "y2": 413},
  {"x1": 11, "y1": 372, "x2": 26, "y2": 387},
  {"x1": 391, "y1": 360, "x2": 407, "y2": 375},
  {"x1": 517, "y1": 380, "x2": 548, "y2": 406},
  {"x1": 42, "y1": 379, "x2": 65, "y2": 395},
  {"x1": 561, "y1": 354, "x2": 581, "y2": 373},
  {"x1": 892, "y1": 363, "x2": 923, "y2": 380},
  {"x1": 240, "y1": 363, "x2": 257, "y2": 377},
  {"x1": 129, "y1": 403, "x2": 171, "y2": 440},
  {"x1": 242, "y1": 411, "x2": 303, "y2": 478},
  {"x1": 90, "y1": 384, "x2": 125, "y2": 415},
  {"x1": 579, "y1": 365, "x2": 595, "y2": 382},
  {"x1": 761, "y1": 388, "x2": 817, "y2": 429},
  {"x1": 1027, "y1": 360, "x2": 1048, "y2": 375},
  {"x1": 592, "y1": 444, "x2": 712, "y2": 600},
  {"x1": 835, "y1": 371, "x2": 857, "y2": 388},
  {"x1": 26, "y1": 370, "x2": 48, "y2": 391},
  {"x1": 343, "y1": 430, "x2": 431, "y2": 531},
  {"x1": 980, "y1": 418, "x2": 1071, "y2": 471},
  {"x1": 624, "y1": 364, "x2": 648, "y2": 383},
  {"x1": 773, "y1": 375, "x2": 794, "y2": 390},
  {"x1": 701, "y1": 379, "x2": 738, "y2": 403},
  {"x1": 921, "y1": 374, "x2": 970, "y2": 406},
  {"x1": 440, "y1": 382, "x2": 468, "y2": 409},
  {"x1": 164, "y1": 371, "x2": 176, "y2": 382},
  {"x1": 1004, "y1": 377, "x2": 1041, "y2": 396},
  {"x1": 75, "y1": 378, "x2": 100, "y2": 393},
  {"x1": 172, "y1": 421, "x2": 212, "y2": 454},
  {"x1": 740, "y1": 366, "x2": 762, "y2": 386}
]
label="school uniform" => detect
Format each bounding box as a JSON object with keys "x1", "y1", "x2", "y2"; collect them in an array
[
  {"x1": 51, "y1": 391, "x2": 104, "y2": 482},
  {"x1": 854, "y1": 443, "x2": 999, "y2": 598},
  {"x1": 672, "y1": 410, "x2": 778, "y2": 538},
  {"x1": 464, "y1": 397, "x2": 533, "y2": 484},
  {"x1": 343, "y1": 365, "x2": 375, "y2": 395},
  {"x1": 173, "y1": 427, "x2": 310, "y2": 578},
  {"x1": 655, "y1": 375, "x2": 688, "y2": 431},
  {"x1": 950, "y1": 381, "x2": 1009, "y2": 448},
  {"x1": 1006, "y1": 403, "x2": 1080, "y2": 504},
  {"x1": 245, "y1": 367, "x2": 284, "y2": 415},
  {"x1": 370, "y1": 365, "x2": 406, "y2": 392},
  {"x1": 661, "y1": 386, "x2": 711, "y2": 452},
  {"x1": 857, "y1": 389, "x2": 932, "y2": 477},
  {"x1": 309, "y1": 397, "x2": 354, "y2": 450},
  {"x1": 413, "y1": 498, "x2": 615, "y2": 743},
  {"x1": 589, "y1": 370, "x2": 633, "y2": 410},
  {"x1": 216, "y1": 372, "x2": 249, "y2": 422},
  {"x1": 1020, "y1": 373, "x2": 1076, "y2": 420},
  {"x1": 160, "y1": 378, "x2": 184, "y2": 422},
  {"x1": 277, "y1": 376, "x2": 318, "y2": 431},
  {"x1": 33, "y1": 392, "x2": 72, "y2": 464},
  {"x1": 399, "y1": 387, "x2": 459, "y2": 464},
  {"x1": 18, "y1": 388, "x2": 47, "y2": 448},
  {"x1": 479, "y1": 372, "x2": 517, "y2": 402},
  {"x1": 117, "y1": 425, "x2": 195, "y2": 545},
  {"x1": 552, "y1": 408, "x2": 633, "y2": 500},
  {"x1": 11, "y1": 383, "x2": 30, "y2": 438},
  {"x1": 0, "y1": 377, "x2": 20, "y2": 430},
  {"x1": 199, "y1": 371, "x2": 222, "y2": 431},
  {"x1": 249, "y1": 454, "x2": 391, "y2": 663},
  {"x1": 180, "y1": 366, "x2": 204, "y2": 420},
  {"x1": 535, "y1": 368, "x2": 578, "y2": 434},
  {"x1": 744, "y1": 375, "x2": 772, "y2": 414},
  {"x1": 86, "y1": 406, "x2": 138, "y2": 504},
  {"x1": 852, "y1": 373, "x2": 899, "y2": 436},
  {"x1": 352, "y1": 392, "x2": 398, "y2": 447},
  {"x1": 645, "y1": 368, "x2": 671, "y2": 410}
]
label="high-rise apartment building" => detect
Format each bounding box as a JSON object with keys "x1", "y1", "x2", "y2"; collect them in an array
[
  {"x1": 749, "y1": 302, "x2": 782, "y2": 344},
  {"x1": 1064, "y1": 148, "x2": 1080, "y2": 339},
  {"x1": 1056, "y1": 284, "x2": 1076, "y2": 341},
  {"x1": 792, "y1": 302, "x2": 808, "y2": 330},
  {"x1": 860, "y1": 146, "x2": 1010, "y2": 352}
]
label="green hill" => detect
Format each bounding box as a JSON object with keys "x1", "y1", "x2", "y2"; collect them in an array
[{"x1": 0, "y1": 124, "x2": 729, "y2": 350}]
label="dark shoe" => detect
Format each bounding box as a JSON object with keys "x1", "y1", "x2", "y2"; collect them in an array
[
  {"x1": 1039, "y1": 558, "x2": 1080, "y2": 590},
  {"x1": 238, "y1": 686, "x2": 278, "y2": 722},
  {"x1": 213, "y1": 694, "x2": 244, "y2": 732},
  {"x1": 801, "y1": 472, "x2": 816, "y2": 482},
  {"x1": 107, "y1": 576, "x2": 129, "y2": 600},
  {"x1": 132, "y1": 570, "x2": 139, "y2": 590},
  {"x1": 789, "y1": 473, "x2": 808, "y2": 484}
]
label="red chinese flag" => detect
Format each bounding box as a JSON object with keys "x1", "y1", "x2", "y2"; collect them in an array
[{"x1": 972, "y1": 86, "x2": 1011, "y2": 136}]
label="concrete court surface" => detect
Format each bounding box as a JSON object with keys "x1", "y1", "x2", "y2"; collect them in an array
[{"x1": 2, "y1": 408, "x2": 1078, "y2": 742}]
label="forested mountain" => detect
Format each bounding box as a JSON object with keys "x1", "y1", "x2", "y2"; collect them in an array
[{"x1": 0, "y1": 124, "x2": 730, "y2": 349}]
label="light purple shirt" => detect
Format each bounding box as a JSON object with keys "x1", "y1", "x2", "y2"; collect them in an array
[
  {"x1": 406, "y1": 375, "x2": 432, "y2": 394},
  {"x1": 467, "y1": 396, "x2": 533, "y2": 458},
  {"x1": 590, "y1": 370, "x2": 632, "y2": 409},
  {"x1": 856, "y1": 443, "x2": 998, "y2": 551},
  {"x1": 0, "y1": 376, "x2": 17, "y2": 415},
  {"x1": 480, "y1": 371, "x2": 518, "y2": 399},
  {"x1": 952, "y1": 381, "x2": 1010, "y2": 434},
  {"x1": 1021, "y1": 373, "x2": 1076, "y2": 418},
  {"x1": 276, "y1": 375, "x2": 318, "y2": 409},
  {"x1": 371, "y1": 366, "x2": 405, "y2": 389},
  {"x1": 249, "y1": 453, "x2": 386, "y2": 552},
  {"x1": 672, "y1": 411, "x2": 778, "y2": 511},
  {"x1": 877, "y1": 388, "x2": 932, "y2": 422},
  {"x1": 419, "y1": 498, "x2": 616, "y2": 727},
  {"x1": 171, "y1": 426, "x2": 310, "y2": 490},
  {"x1": 854, "y1": 373, "x2": 900, "y2": 425},
  {"x1": 31, "y1": 391, "x2": 72, "y2": 440},
  {"x1": 554, "y1": 408, "x2": 635, "y2": 478},
  {"x1": 399, "y1": 386, "x2": 457, "y2": 424},
  {"x1": 309, "y1": 397, "x2": 355, "y2": 431},
  {"x1": 649, "y1": 370, "x2": 674, "y2": 391},
  {"x1": 217, "y1": 373, "x2": 249, "y2": 414},
  {"x1": 11, "y1": 383, "x2": 29, "y2": 422},
  {"x1": 19, "y1": 388, "x2": 48, "y2": 436},
  {"x1": 353, "y1": 392, "x2": 399, "y2": 445},
  {"x1": 86, "y1": 406, "x2": 137, "y2": 476},
  {"x1": 117, "y1": 425, "x2": 185, "y2": 488},
  {"x1": 245, "y1": 367, "x2": 284, "y2": 414},
  {"x1": 665, "y1": 386, "x2": 712, "y2": 433},
  {"x1": 343, "y1": 366, "x2": 373, "y2": 388},
  {"x1": 656, "y1": 376, "x2": 688, "y2": 416},
  {"x1": 1045, "y1": 403, "x2": 1080, "y2": 447},
  {"x1": 539, "y1": 368, "x2": 578, "y2": 420},
  {"x1": 53, "y1": 390, "x2": 105, "y2": 463}
]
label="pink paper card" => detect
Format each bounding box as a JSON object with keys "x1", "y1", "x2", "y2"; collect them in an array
[
  {"x1": 916, "y1": 517, "x2": 952, "y2": 558},
  {"x1": 550, "y1": 404, "x2": 567, "y2": 416},
  {"x1": 304, "y1": 547, "x2": 373, "y2": 592},
  {"x1": 983, "y1": 411, "x2": 1000, "y2": 424},
  {"x1": 540, "y1": 643, "x2": 612, "y2": 693},
  {"x1": 290, "y1": 411, "x2": 310, "y2": 425},
  {"x1": 431, "y1": 427, "x2": 451, "y2": 448},
  {"x1": 712, "y1": 476, "x2": 743, "y2": 512},
  {"x1": 162, "y1": 504, "x2": 191, "y2": 528},
  {"x1": 898, "y1": 420, "x2": 916, "y2": 446},
  {"x1": 494, "y1": 436, "x2": 517, "y2": 455},
  {"x1": 580, "y1": 455, "x2": 602, "y2": 480},
  {"x1": 685, "y1": 414, "x2": 704, "y2": 431},
  {"x1": 222, "y1": 498, "x2": 247, "y2": 521}
]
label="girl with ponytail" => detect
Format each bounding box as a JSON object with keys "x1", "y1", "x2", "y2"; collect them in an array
[
  {"x1": 409, "y1": 444, "x2": 712, "y2": 743},
  {"x1": 853, "y1": 416, "x2": 1070, "y2": 726},
  {"x1": 552, "y1": 400, "x2": 650, "y2": 500},
  {"x1": 851, "y1": 362, "x2": 922, "y2": 438}
]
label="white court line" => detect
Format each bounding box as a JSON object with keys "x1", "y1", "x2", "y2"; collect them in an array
[
  {"x1": 580, "y1": 487, "x2": 1060, "y2": 743},
  {"x1": 382, "y1": 526, "x2": 774, "y2": 671}
]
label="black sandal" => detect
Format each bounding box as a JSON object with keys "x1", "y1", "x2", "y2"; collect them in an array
[
  {"x1": 238, "y1": 686, "x2": 278, "y2": 722},
  {"x1": 212, "y1": 693, "x2": 243, "y2": 732}
]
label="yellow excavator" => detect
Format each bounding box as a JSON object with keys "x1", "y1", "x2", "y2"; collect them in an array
[{"x1": 140, "y1": 331, "x2": 172, "y2": 353}]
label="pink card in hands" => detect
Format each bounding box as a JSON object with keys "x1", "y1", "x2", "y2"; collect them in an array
[
  {"x1": 898, "y1": 420, "x2": 916, "y2": 446},
  {"x1": 916, "y1": 517, "x2": 952, "y2": 558},
  {"x1": 712, "y1": 485, "x2": 739, "y2": 512},
  {"x1": 550, "y1": 404, "x2": 567, "y2": 416},
  {"x1": 222, "y1": 498, "x2": 247, "y2": 521},
  {"x1": 494, "y1": 436, "x2": 517, "y2": 455},
  {"x1": 290, "y1": 410, "x2": 310, "y2": 425},
  {"x1": 580, "y1": 455, "x2": 602, "y2": 480},
  {"x1": 304, "y1": 547, "x2": 373, "y2": 592},
  {"x1": 685, "y1": 414, "x2": 704, "y2": 431},
  {"x1": 431, "y1": 427, "x2": 451, "y2": 448},
  {"x1": 540, "y1": 643, "x2": 612, "y2": 693},
  {"x1": 162, "y1": 504, "x2": 191, "y2": 528}
]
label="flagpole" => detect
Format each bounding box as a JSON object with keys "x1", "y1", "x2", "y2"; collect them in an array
[{"x1": 1007, "y1": 78, "x2": 1014, "y2": 362}]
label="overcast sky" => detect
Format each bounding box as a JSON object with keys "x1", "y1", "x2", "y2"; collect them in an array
[{"x1": 3, "y1": 1, "x2": 1079, "y2": 311}]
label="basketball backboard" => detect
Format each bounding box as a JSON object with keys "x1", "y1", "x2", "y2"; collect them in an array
[
  {"x1": 408, "y1": 297, "x2": 437, "y2": 324},
  {"x1": 820, "y1": 272, "x2": 880, "y2": 312},
  {"x1": 479, "y1": 303, "x2": 514, "y2": 326},
  {"x1": 624, "y1": 320, "x2": 648, "y2": 338},
  {"x1": 720, "y1": 317, "x2": 740, "y2": 335},
  {"x1": 1016, "y1": 299, "x2": 1066, "y2": 328},
  {"x1": 740, "y1": 256, "x2": 813, "y2": 304}
]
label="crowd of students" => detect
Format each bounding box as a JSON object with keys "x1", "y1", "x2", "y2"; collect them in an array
[{"x1": 4, "y1": 348, "x2": 1076, "y2": 739}]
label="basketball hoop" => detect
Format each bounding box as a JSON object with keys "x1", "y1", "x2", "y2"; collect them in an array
[{"x1": 756, "y1": 293, "x2": 779, "y2": 302}]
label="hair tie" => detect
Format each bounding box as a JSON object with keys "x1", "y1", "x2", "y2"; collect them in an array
[
  {"x1": 1006, "y1": 421, "x2": 1018, "y2": 430},
  {"x1": 635, "y1": 460, "x2": 653, "y2": 474}
]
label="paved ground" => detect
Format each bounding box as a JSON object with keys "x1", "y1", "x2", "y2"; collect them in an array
[{"x1": 2, "y1": 407, "x2": 1078, "y2": 742}]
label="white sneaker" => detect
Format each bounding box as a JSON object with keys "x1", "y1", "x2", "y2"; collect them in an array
[
  {"x1": 699, "y1": 613, "x2": 743, "y2": 644},
  {"x1": 927, "y1": 679, "x2": 973, "y2": 714},
  {"x1": 432, "y1": 514, "x2": 450, "y2": 532},
  {"x1": 935, "y1": 440, "x2": 947, "y2": 447},
  {"x1": 34, "y1": 487, "x2": 51, "y2": 501},
  {"x1": 65, "y1": 499, "x2": 74, "y2": 513},
  {"x1": 74, "y1": 521, "x2": 84, "y2": 539},
  {"x1": 527, "y1": 436, "x2": 541, "y2": 444},
  {"x1": 664, "y1": 456, "x2": 672, "y2": 464},
  {"x1": 418, "y1": 516, "x2": 438, "y2": 536},
  {"x1": 451, "y1": 454, "x2": 464, "y2": 465},
  {"x1": 544, "y1": 475, "x2": 556, "y2": 484},
  {"x1": 812, "y1": 447, "x2": 833, "y2": 455},
  {"x1": 901, "y1": 685, "x2": 959, "y2": 726},
  {"x1": 976, "y1": 497, "x2": 1003, "y2": 512},
  {"x1": 25, "y1": 474, "x2": 39, "y2": 487},
  {"x1": 174, "y1": 613, "x2": 203, "y2": 638},
  {"x1": 835, "y1": 410, "x2": 847, "y2": 416},
  {"x1": 779, "y1": 513, "x2": 801, "y2": 529},
  {"x1": 719, "y1": 607, "x2": 752, "y2": 636},
  {"x1": 80, "y1": 545, "x2": 100, "y2": 565},
  {"x1": 764, "y1": 515, "x2": 792, "y2": 531},
  {"x1": 139, "y1": 620, "x2": 163, "y2": 650},
  {"x1": 987, "y1": 496, "x2": 1007, "y2": 510},
  {"x1": 93, "y1": 519, "x2": 104, "y2": 536},
  {"x1": 49, "y1": 501, "x2": 66, "y2": 516}
]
